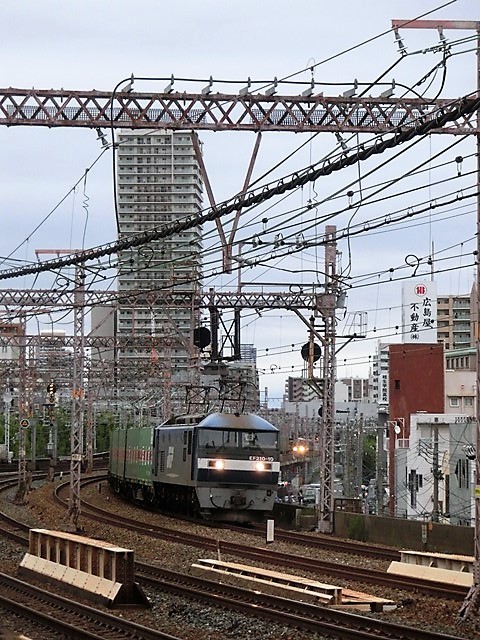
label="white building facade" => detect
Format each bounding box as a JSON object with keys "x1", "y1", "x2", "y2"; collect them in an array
[
  {"x1": 396, "y1": 413, "x2": 475, "y2": 526},
  {"x1": 369, "y1": 342, "x2": 390, "y2": 412}
]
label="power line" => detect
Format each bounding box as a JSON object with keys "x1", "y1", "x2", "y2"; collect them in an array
[{"x1": 2, "y1": 92, "x2": 477, "y2": 282}]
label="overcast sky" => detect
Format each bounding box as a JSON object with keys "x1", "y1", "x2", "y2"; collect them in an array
[{"x1": 0, "y1": 0, "x2": 477, "y2": 405}]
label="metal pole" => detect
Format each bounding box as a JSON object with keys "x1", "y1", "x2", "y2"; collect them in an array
[
  {"x1": 356, "y1": 413, "x2": 364, "y2": 498},
  {"x1": 68, "y1": 264, "x2": 85, "y2": 529},
  {"x1": 388, "y1": 420, "x2": 396, "y2": 516},
  {"x1": 14, "y1": 314, "x2": 28, "y2": 504},
  {"x1": 3, "y1": 391, "x2": 12, "y2": 456},
  {"x1": 376, "y1": 426, "x2": 385, "y2": 515},
  {"x1": 317, "y1": 225, "x2": 337, "y2": 533},
  {"x1": 30, "y1": 418, "x2": 36, "y2": 471},
  {"x1": 459, "y1": 22, "x2": 480, "y2": 620}
]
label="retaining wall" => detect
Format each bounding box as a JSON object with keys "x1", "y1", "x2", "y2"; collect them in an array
[{"x1": 333, "y1": 512, "x2": 474, "y2": 555}]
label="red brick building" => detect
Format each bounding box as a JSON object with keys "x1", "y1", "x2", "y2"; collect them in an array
[
  {"x1": 388, "y1": 343, "x2": 444, "y2": 515},
  {"x1": 389, "y1": 343, "x2": 445, "y2": 435}
]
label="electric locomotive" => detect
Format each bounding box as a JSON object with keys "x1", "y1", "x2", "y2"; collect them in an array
[{"x1": 109, "y1": 411, "x2": 280, "y2": 524}]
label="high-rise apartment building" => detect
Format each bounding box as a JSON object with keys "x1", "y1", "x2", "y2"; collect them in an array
[
  {"x1": 437, "y1": 285, "x2": 476, "y2": 351},
  {"x1": 116, "y1": 129, "x2": 203, "y2": 412},
  {"x1": 284, "y1": 377, "x2": 318, "y2": 403}
]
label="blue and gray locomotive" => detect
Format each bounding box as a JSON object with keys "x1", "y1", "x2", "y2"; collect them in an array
[{"x1": 109, "y1": 411, "x2": 280, "y2": 524}]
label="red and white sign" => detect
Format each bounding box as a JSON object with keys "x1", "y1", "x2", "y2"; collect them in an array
[{"x1": 401, "y1": 281, "x2": 437, "y2": 344}]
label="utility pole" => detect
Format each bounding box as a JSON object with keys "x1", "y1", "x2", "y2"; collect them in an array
[
  {"x1": 376, "y1": 426, "x2": 386, "y2": 515},
  {"x1": 356, "y1": 413, "x2": 364, "y2": 498},
  {"x1": 387, "y1": 419, "x2": 399, "y2": 516},
  {"x1": 392, "y1": 16, "x2": 480, "y2": 618},
  {"x1": 432, "y1": 422, "x2": 440, "y2": 523}
]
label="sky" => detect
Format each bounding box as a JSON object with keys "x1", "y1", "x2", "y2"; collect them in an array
[{"x1": 0, "y1": 0, "x2": 478, "y2": 406}]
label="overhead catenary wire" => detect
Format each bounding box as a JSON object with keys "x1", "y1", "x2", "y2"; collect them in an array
[
  {"x1": 3, "y1": 46, "x2": 473, "y2": 288},
  {"x1": 14, "y1": 164, "x2": 476, "y2": 316},
  {"x1": 1, "y1": 6, "x2": 468, "y2": 293},
  {"x1": 1, "y1": 92, "x2": 478, "y2": 282},
  {"x1": 15, "y1": 146, "x2": 476, "y2": 310},
  {"x1": 0, "y1": 145, "x2": 110, "y2": 271}
]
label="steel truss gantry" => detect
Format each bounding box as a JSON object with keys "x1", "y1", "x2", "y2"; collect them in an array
[
  {"x1": 0, "y1": 288, "x2": 335, "y2": 312},
  {"x1": 0, "y1": 88, "x2": 476, "y2": 135}
]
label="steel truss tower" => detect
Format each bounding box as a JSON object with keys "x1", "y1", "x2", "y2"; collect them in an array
[{"x1": 68, "y1": 265, "x2": 85, "y2": 529}]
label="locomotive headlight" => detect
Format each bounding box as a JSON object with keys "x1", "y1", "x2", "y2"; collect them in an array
[
  {"x1": 214, "y1": 459, "x2": 225, "y2": 470},
  {"x1": 255, "y1": 461, "x2": 265, "y2": 472}
]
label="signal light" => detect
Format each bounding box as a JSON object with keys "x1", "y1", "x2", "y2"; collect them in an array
[{"x1": 47, "y1": 381, "x2": 56, "y2": 395}]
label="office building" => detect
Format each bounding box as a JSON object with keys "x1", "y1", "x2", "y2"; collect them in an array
[{"x1": 369, "y1": 342, "x2": 390, "y2": 411}]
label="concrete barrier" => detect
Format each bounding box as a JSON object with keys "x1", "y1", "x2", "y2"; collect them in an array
[
  {"x1": 387, "y1": 561, "x2": 472, "y2": 587},
  {"x1": 19, "y1": 529, "x2": 149, "y2": 608},
  {"x1": 400, "y1": 550, "x2": 473, "y2": 573}
]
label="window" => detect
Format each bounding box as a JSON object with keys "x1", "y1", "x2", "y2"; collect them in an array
[
  {"x1": 408, "y1": 469, "x2": 423, "y2": 509},
  {"x1": 455, "y1": 458, "x2": 469, "y2": 488},
  {"x1": 394, "y1": 380, "x2": 400, "y2": 390},
  {"x1": 464, "y1": 397, "x2": 473, "y2": 407},
  {"x1": 198, "y1": 428, "x2": 278, "y2": 450},
  {"x1": 449, "y1": 397, "x2": 460, "y2": 407}
]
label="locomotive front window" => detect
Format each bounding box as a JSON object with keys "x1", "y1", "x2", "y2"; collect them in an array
[{"x1": 198, "y1": 429, "x2": 277, "y2": 450}]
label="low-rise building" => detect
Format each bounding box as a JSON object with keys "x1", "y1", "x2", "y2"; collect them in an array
[{"x1": 394, "y1": 412, "x2": 475, "y2": 526}]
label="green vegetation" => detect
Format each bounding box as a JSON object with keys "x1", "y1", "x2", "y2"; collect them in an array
[
  {"x1": 0, "y1": 408, "x2": 120, "y2": 459},
  {"x1": 347, "y1": 514, "x2": 366, "y2": 541},
  {"x1": 362, "y1": 433, "x2": 377, "y2": 485}
]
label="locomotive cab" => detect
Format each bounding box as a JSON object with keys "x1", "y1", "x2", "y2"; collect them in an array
[{"x1": 193, "y1": 413, "x2": 280, "y2": 523}]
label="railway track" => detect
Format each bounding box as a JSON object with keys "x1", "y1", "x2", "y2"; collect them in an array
[
  {"x1": 0, "y1": 492, "x2": 462, "y2": 639},
  {"x1": 0, "y1": 476, "x2": 41, "y2": 545},
  {"x1": 0, "y1": 453, "x2": 109, "y2": 475},
  {"x1": 0, "y1": 477, "x2": 186, "y2": 639},
  {"x1": 136, "y1": 562, "x2": 466, "y2": 640},
  {"x1": 237, "y1": 522, "x2": 400, "y2": 561},
  {"x1": 57, "y1": 477, "x2": 467, "y2": 601},
  {"x1": 0, "y1": 474, "x2": 472, "y2": 640},
  {"x1": 0, "y1": 572, "x2": 182, "y2": 640}
]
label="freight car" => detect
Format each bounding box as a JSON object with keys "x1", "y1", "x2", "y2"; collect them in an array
[{"x1": 109, "y1": 411, "x2": 280, "y2": 524}]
